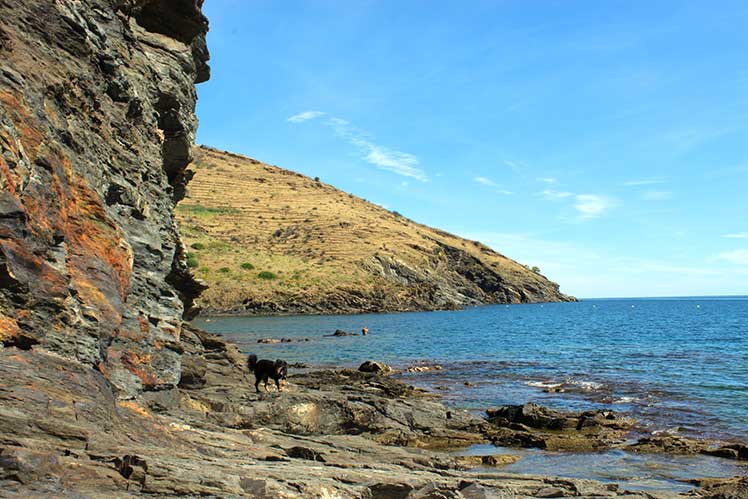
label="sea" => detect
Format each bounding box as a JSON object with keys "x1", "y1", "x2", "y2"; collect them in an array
[{"x1": 192, "y1": 296, "x2": 748, "y2": 491}]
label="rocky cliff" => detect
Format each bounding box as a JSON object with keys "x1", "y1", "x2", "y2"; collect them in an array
[
  {"x1": 177, "y1": 146, "x2": 575, "y2": 316},
  {"x1": 0, "y1": 0, "x2": 208, "y2": 398}
]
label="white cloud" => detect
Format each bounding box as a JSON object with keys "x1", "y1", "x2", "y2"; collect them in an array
[
  {"x1": 724, "y1": 233, "x2": 748, "y2": 239},
  {"x1": 289, "y1": 111, "x2": 427, "y2": 181},
  {"x1": 641, "y1": 190, "x2": 673, "y2": 201},
  {"x1": 474, "y1": 176, "x2": 512, "y2": 195},
  {"x1": 715, "y1": 249, "x2": 748, "y2": 265},
  {"x1": 538, "y1": 189, "x2": 574, "y2": 200},
  {"x1": 574, "y1": 194, "x2": 616, "y2": 219},
  {"x1": 474, "y1": 176, "x2": 496, "y2": 187},
  {"x1": 537, "y1": 177, "x2": 557, "y2": 184},
  {"x1": 623, "y1": 178, "x2": 666, "y2": 186},
  {"x1": 287, "y1": 110, "x2": 325, "y2": 123}
]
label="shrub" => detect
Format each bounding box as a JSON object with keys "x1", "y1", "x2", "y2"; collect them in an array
[
  {"x1": 190, "y1": 242, "x2": 205, "y2": 250},
  {"x1": 257, "y1": 271, "x2": 277, "y2": 280},
  {"x1": 218, "y1": 267, "x2": 231, "y2": 273},
  {"x1": 199, "y1": 267, "x2": 210, "y2": 274},
  {"x1": 240, "y1": 262, "x2": 255, "y2": 270},
  {"x1": 531, "y1": 266, "x2": 541, "y2": 274},
  {"x1": 186, "y1": 252, "x2": 199, "y2": 268}
]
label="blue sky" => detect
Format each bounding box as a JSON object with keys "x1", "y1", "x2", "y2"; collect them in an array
[{"x1": 196, "y1": 1, "x2": 748, "y2": 298}]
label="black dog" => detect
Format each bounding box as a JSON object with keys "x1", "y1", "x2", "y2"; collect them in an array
[{"x1": 248, "y1": 354, "x2": 288, "y2": 392}]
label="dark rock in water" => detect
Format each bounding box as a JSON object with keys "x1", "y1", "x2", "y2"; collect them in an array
[
  {"x1": 326, "y1": 329, "x2": 357, "y2": 337},
  {"x1": 487, "y1": 403, "x2": 568, "y2": 430},
  {"x1": 702, "y1": 443, "x2": 748, "y2": 461},
  {"x1": 485, "y1": 403, "x2": 635, "y2": 452},
  {"x1": 359, "y1": 360, "x2": 393, "y2": 374},
  {"x1": 627, "y1": 435, "x2": 708, "y2": 455}
]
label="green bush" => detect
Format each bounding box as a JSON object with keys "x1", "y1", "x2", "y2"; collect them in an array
[
  {"x1": 218, "y1": 267, "x2": 231, "y2": 273},
  {"x1": 199, "y1": 267, "x2": 210, "y2": 274},
  {"x1": 186, "y1": 252, "x2": 199, "y2": 268},
  {"x1": 257, "y1": 271, "x2": 278, "y2": 280},
  {"x1": 190, "y1": 242, "x2": 205, "y2": 250},
  {"x1": 240, "y1": 262, "x2": 255, "y2": 270}
]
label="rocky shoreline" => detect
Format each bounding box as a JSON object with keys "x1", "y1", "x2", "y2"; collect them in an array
[{"x1": 2, "y1": 325, "x2": 746, "y2": 498}]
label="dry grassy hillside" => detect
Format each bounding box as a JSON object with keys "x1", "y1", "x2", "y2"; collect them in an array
[{"x1": 175, "y1": 146, "x2": 575, "y2": 315}]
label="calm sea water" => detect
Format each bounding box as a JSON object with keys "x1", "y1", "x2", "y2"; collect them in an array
[{"x1": 192, "y1": 297, "x2": 748, "y2": 441}]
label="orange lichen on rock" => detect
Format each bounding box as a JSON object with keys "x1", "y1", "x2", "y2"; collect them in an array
[
  {"x1": 0, "y1": 313, "x2": 20, "y2": 343},
  {"x1": 117, "y1": 400, "x2": 152, "y2": 419}
]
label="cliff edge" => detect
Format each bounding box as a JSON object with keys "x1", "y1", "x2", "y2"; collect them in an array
[{"x1": 0, "y1": 0, "x2": 208, "y2": 398}]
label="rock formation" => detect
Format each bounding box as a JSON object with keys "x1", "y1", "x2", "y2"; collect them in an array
[
  {"x1": 0, "y1": 0, "x2": 208, "y2": 398},
  {"x1": 0, "y1": 2, "x2": 743, "y2": 498}
]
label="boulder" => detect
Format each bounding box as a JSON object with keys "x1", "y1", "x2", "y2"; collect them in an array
[{"x1": 359, "y1": 360, "x2": 393, "y2": 374}]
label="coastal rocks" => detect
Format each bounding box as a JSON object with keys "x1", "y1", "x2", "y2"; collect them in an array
[
  {"x1": 0, "y1": 326, "x2": 696, "y2": 498},
  {"x1": 359, "y1": 360, "x2": 393, "y2": 374},
  {"x1": 454, "y1": 454, "x2": 521, "y2": 469},
  {"x1": 702, "y1": 443, "x2": 748, "y2": 461},
  {"x1": 0, "y1": 0, "x2": 209, "y2": 398},
  {"x1": 627, "y1": 435, "x2": 709, "y2": 455},
  {"x1": 628, "y1": 436, "x2": 748, "y2": 462},
  {"x1": 690, "y1": 477, "x2": 748, "y2": 499},
  {"x1": 407, "y1": 363, "x2": 444, "y2": 373},
  {"x1": 485, "y1": 403, "x2": 635, "y2": 451}
]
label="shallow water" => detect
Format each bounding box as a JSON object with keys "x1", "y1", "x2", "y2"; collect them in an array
[
  {"x1": 459, "y1": 444, "x2": 748, "y2": 493},
  {"x1": 193, "y1": 296, "x2": 748, "y2": 442}
]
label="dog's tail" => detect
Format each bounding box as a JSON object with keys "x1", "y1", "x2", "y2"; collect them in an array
[{"x1": 247, "y1": 354, "x2": 258, "y2": 371}]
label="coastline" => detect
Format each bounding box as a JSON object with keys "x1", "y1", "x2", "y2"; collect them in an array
[{"x1": 3, "y1": 325, "x2": 745, "y2": 498}]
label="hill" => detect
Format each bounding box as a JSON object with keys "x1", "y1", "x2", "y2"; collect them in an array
[{"x1": 175, "y1": 146, "x2": 575, "y2": 315}]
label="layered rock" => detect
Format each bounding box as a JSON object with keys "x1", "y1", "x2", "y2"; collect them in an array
[
  {"x1": 0, "y1": 0, "x2": 208, "y2": 397},
  {"x1": 0, "y1": 330, "x2": 686, "y2": 498}
]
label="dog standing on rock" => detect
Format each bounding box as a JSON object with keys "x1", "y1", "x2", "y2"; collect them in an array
[{"x1": 248, "y1": 354, "x2": 288, "y2": 392}]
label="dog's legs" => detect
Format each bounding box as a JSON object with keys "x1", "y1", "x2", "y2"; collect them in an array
[
  {"x1": 254, "y1": 376, "x2": 261, "y2": 393},
  {"x1": 275, "y1": 378, "x2": 281, "y2": 392}
]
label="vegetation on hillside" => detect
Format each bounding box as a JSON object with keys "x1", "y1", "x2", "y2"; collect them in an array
[{"x1": 175, "y1": 146, "x2": 574, "y2": 315}]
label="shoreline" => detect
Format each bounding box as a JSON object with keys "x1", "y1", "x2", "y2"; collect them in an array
[
  {"x1": 1, "y1": 325, "x2": 746, "y2": 497},
  {"x1": 194, "y1": 298, "x2": 578, "y2": 319}
]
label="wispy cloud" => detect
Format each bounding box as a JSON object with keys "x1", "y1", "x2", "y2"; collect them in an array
[
  {"x1": 715, "y1": 249, "x2": 748, "y2": 265},
  {"x1": 288, "y1": 111, "x2": 427, "y2": 181},
  {"x1": 537, "y1": 177, "x2": 557, "y2": 184},
  {"x1": 287, "y1": 110, "x2": 326, "y2": 123},
  {"x1": 724, "y1": 233, "x2": 748, "y2": 239},
  {"x1": 538, "y1": 189, "x2": 574, "y2": 200},
  {"x1": 574, "y1": 194, "x2": 617, "y2": 219},
  {"x1": 641, "y1": 190, "x2": 673, "y2": 201},
  {"x1": 474, "y1": 176, "x2": 512, "y2": 195},
  {"x1": 622, "y1": 178, "x2": 666, "y2": 186},
  {"x1": 474, "y1": 176, "x2": 496, "y2": 187}
]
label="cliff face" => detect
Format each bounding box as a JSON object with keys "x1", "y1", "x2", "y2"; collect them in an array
[
  {"x1": 176, "y1": 146, "x2": 574, "y2": 316},
  {"x1": 0, "y1": 0, "x2": 208, "y2": 398}
]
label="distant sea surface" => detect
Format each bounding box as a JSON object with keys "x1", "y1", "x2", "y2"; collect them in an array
[{"x1": 193, "y1": 297, "x2": 748, "y2": 442}]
